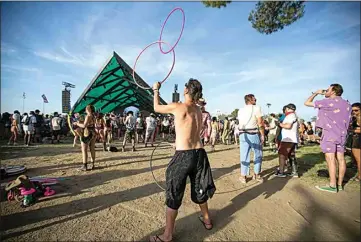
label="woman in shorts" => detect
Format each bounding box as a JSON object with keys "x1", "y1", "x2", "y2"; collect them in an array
[
  {"x1": 74, "y1": 105, "x2": 96, "y2": 171},
  {"x1": 95, "y1": 113, "x2": 106, "y2": 148}
]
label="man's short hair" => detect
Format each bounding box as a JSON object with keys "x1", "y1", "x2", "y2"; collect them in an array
[
  {"x1": 270, "y1": 113, "x2": 276, "y2": 118},
  {"x1": 127, "y1": 111, "x2": 133, "y2": 116},
  {"x1": 330, "y1": 84, "x2": 343, "y2": 96},
  {"x1": 352, "y1": 102, "x2": 361, "y2": 109},
  {"x1": 244, "y1": 94, "x2": 255, "y2": 104}
]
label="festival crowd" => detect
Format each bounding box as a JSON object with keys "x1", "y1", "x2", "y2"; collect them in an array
[{"x1": 1, "y1": 84, "x2": 360, "y2": 186}]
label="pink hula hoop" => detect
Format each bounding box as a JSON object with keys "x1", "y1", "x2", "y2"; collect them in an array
[
  {"x1": 132, "y1": 41, "x2": 176, "y2": 90},
  {"x1": 159, "y1": 7, "x2": 185, "y2": 55}
]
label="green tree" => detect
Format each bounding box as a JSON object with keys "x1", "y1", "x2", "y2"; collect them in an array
[
  {"x1": 248, "y1": 1, "x2": 305, "y2": 35},
  {"x1": 202, "y1": 1, "x2": 231, "y2": 9},
  {"x1": 230, "y1": 108, "x2": 239, "y2": 118},
  {"x1": 202, "y1": 1, "x2": 306, "y2": 35},
  {"x1": 218, "y1": 114, "x2": 227, "y2": 120}
]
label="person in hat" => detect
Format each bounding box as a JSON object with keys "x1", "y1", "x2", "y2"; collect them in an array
[
  {"x1": 198, "y1": 98, "x2": 211, "y2": 146},
  {"x1": 276, "y1": 103, "x2": 299, "y2": 178}
]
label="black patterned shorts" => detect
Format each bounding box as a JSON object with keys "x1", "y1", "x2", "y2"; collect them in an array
[{"x1": 165, "y1": 148, "x2": 212, "y2": 210}]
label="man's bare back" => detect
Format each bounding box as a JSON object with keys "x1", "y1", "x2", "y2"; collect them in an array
[
  {"x1": 172, "y1": 102, "x2": 203, "y2": 150},
  {"x1": 153, "y1": 80, "x2": 204, "y2": 151}
]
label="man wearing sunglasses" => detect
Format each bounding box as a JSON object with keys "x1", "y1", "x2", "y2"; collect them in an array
[{"x1": 304, "y1": 84, "x2": 352, "y2": 193}]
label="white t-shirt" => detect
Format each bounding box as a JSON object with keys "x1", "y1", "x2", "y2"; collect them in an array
[
  {"x1": 311, "y1": 121, "x2": 316, "y2": 132},
  {"x1": 162, "y1": 119, "x2": 170, "y2": 127},
  {"x1": 22, "y1": 115, "x2": 37, "y2": 131},
  {"x1": 234, "y1": 124, "x2": 240, "y2": 135},
  {"x1": 237, "y1": 105, "x2": 263, "y2": 130},
  {"x1": 281, "y1": 113, "x2": 299, "y2": 143},
  {"x1": 269, "y1": 118, "x2": 277, "y2": 135},
  {"x1": 230, "y1": 120, "x2": 235, "y2": 129},
  {"x1": 52, "y1": 117, "x2": 62, "y2": 131},
  {"x1": 146, "y1": 116, "x2": 156, "y2": 130}
]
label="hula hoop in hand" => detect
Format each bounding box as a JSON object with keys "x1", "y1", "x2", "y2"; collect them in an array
[
  {"x1": 159, "y1": 7, "x2": 185, "y2": 54},
  {"x1": 150, "y1": 142, "x2": 175, "y2": 191},
  {"x1": 132, "y1": 41, "x2": 176, "y2": 90}
]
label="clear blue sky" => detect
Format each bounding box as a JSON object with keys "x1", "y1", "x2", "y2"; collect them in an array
[{"x1": 1, "y1": 1, "x2": 360, "y2": 120}]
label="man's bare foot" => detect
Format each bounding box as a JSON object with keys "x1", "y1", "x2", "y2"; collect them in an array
[{"x1": 149, "y1": 234, "x2": 172, "y2": 242}]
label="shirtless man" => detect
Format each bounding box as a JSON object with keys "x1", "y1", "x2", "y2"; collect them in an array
[{"x1": 150, "y1": 79, "x2": 216, "y2": 242}]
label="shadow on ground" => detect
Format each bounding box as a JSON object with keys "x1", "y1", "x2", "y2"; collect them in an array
[{"x1": 0, "y1": 159, "x2": 250, "y2": 239}]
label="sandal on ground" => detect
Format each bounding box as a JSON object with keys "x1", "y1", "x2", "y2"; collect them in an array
[
  {"x1": 253, "y1": 174, "x2": 263, "y2": 183},
  {"x1": 239, "y1": 177, "x2": 247, "y2": 184},
  {"x1": 149, "y1": 235, "x2": 172, "y2": 242},
  {"x1": 198, "y1": 215, "x2": 213, "y2": 230}
]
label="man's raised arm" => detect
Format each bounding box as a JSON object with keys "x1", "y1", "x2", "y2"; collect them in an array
[
  {"x1": 304, "y1": 89, "x2": 324, "y2": 107},
  {"x1": 153, "y1": 82, "x2": 177, "y2": 115}
]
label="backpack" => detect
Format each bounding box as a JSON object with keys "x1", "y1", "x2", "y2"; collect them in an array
[
  {"x1": 35, "y1": 115, "x2": 43, "y2": 127},
  {"x1": 24, "y1": 116, "x2": 30, "y2": 125}
]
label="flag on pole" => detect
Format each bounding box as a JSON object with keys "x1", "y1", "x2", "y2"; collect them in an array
[
  {"x1": 23, "y1": 92, "x2": 26, "y2": 99},
  {"x1": 42, "y1": 94, "x2": 49, "y2": 103}
]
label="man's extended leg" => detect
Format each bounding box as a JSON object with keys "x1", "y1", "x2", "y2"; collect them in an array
[
  {"x1": 336, "y1": 151, "x2": 346, "y2": 188},
  {"x1": 122, "y1": 132, "x2": 127, "y2": 152},
  {"x1": 325, "y1": 153, "x2": 337, "y2": 187},
  {"x1": 150, "y1": 153, "x2": 188, "y2": 242},
  {"x1": 150, "y1": 207, "x2": 177, "y2": 242},
  {"x1": 316, "y1": 140, "x2": 338, "y2": 193},
  {"x1": 199, "y1": 202, "x2": 212, "y2": 229},
  {"x1": 251, "y1": 134, "x2": 263, "y2": 180},
  {"x1": 240, "y1": 133, "x2": 251, "y2": 183}
]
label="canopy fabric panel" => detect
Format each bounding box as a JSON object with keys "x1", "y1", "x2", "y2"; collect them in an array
[{"x1": 71, "y1": 51, "x2": 167, "y2": 114}]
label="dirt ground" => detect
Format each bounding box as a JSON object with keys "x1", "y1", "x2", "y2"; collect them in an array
[{"x1": 0, "y1": 139, "x2": 360, "y2": 241}]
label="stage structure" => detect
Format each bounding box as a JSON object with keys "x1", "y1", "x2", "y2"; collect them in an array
[
  {"x1": 71, "y1": 52, "x2": 167, "y2": 114},
  {"x1": 62, "y1": 82, "x2": 75, "y2": 113},
  {"x1": 172, "y1": 84, "x2": 180, "y2": 103}
]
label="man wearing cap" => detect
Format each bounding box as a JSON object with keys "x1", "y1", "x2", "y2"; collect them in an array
[
  {"x1": 198, "y1": 98, "x2": 211, "y2": 145},
  {"x1": 237, "y1": 94, "x2": 265, "y2": 183},
  {"x1": 304, "y1": 84, "x2": 351, "y2": 193},
  {"x1": 276, "y1": 104, "x2": 299, "y2": 178}
]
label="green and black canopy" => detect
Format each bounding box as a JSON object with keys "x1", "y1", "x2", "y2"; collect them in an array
[{"x1": 71, "y1": 51, "x2": 167, "y2": 114}]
